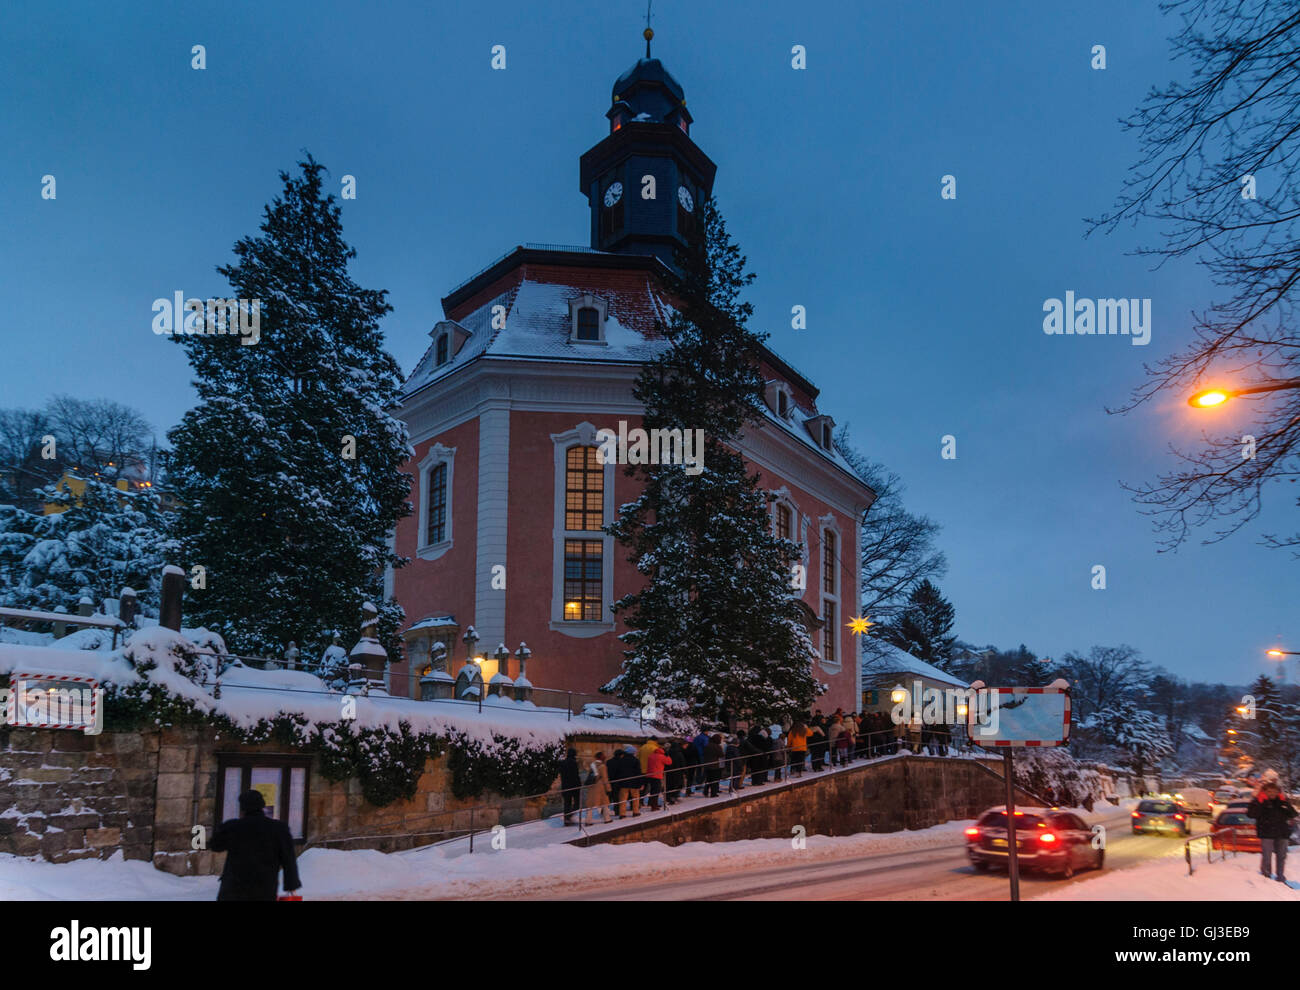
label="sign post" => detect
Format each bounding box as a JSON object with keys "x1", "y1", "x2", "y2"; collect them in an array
[
  {"x1": 967, "y1": 679, "x2": 1072, "y2": 904},
  {"x1": 1003, "y1": 750, "x2": 1020, "y2": 901}
]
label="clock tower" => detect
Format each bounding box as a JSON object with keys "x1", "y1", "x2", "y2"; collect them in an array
[{"x1": 579, "y1": 28, "x2": 717, "y2": 271}]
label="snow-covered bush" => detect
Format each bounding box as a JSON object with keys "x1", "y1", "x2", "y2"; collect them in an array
[{"x1": 1014, "y1": 748, "x2": 1107, "y2": 810}]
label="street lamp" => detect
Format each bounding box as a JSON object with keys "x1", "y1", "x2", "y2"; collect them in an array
[
  {"x1": 1266, "y1": 649, "x2": 1298, "y2": 657},
  {"x1": 1188, "y1": 378, "x2": 1300, "y2": 408}
]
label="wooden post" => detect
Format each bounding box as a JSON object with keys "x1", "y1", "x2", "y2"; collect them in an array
[
  {"x1": 160, "y1": 566, "x2": 185, "y2": 632},
  {"x1": 119, "y1": 587, "x2": 138, "y2": 629}
]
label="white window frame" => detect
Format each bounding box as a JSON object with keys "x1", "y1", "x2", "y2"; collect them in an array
[
  {"x1": 416, "y1": 443, "x2": 455, "y2": 561},
  {"x1": 567, "y1": 294, "x2": 609, "y2": 346},
  {"x1": 771, "y1": 488, "x2": 808, "y2": 570},
  {"x1": 550, "y1": 422, "x2": 615, "y2": 637},
  {"x1": 818, "y1": 512, "x2": 843, "y2": 671}
]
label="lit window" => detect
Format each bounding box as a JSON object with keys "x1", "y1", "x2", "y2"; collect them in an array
[
  {"x1": 775, "y1": 504, "x2": 791, "y2": 541},
  {"x1": 565, "y1": 446, "x2": 604, "y2": 531},
  {"x1": 564, "y1": 540, "x2": 603, "y2": 621},
  {"x1": 427, "y1": 463, "x2": 447, "y2": 544},
  {"x1": 823, "y1": 599, "x2": 837, "y2": 664},
  {"x1": 576, "y1": 307, "x2": 600, "y2": 341},
  {"x1": 435, "y1": 334, "x2": 449, "y2": 366},
  {"x1": 823, "y1": 530, "x2": 836, "y2": 593}
]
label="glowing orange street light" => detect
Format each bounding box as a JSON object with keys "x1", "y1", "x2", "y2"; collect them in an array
[
  {"x1": 1190, "y1": 389, "x2": 1230, "y2": 408},
  {"x1": 1189, "y1": 378, "x2": 1300, "y2": 408},
  {"x1": 1267, "y1": 648, "x2": 1299, "y2": 657}
]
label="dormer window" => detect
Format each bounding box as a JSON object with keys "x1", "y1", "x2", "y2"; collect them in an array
[
  {"x1": 435, "y1": 333, "x2": 449, "y2": 366},
  {"x1": 765, "y1": 380, "x2": 794, "y2": 420},
  {"x1": 567, "y1": 294, "x2": 609, "y2": 345},
  {"x1": 576, "y1": 308, "x2": 600, "y2": 341},
  {"x1": 806, "y1": 413, "x2": 836, "y2": 452}
]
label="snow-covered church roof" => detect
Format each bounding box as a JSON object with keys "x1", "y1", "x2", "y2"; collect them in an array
[{"x1": 401, "y1": 246, "x2": 867, "y2": 483}]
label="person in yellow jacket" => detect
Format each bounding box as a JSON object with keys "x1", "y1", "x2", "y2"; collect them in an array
[{"x1": 637, "y1": 738, "x2": 661, "y2": 810}]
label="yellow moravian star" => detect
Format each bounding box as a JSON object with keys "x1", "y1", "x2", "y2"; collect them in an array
[{"x1": 847, "y1": 616, "x2": 873, "y2": 636}]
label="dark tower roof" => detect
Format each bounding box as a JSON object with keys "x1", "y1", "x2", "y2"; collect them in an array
[{"x1": 610, "y1": 58, "x2": 687, "y2": 124}]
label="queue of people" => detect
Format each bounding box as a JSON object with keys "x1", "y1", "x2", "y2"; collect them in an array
[{"x1": 559, "y1": 707, "x2": 962, "y2": 826}]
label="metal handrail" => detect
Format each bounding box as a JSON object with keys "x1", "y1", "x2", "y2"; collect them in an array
[
  {"x1": 0, "y1": 606, "x2": 126, "y2": 648},
  {"x1": 1185, "y1": 826, "x2": 1244, "y2": 874}
]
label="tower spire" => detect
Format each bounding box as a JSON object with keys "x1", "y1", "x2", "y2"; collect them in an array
[{"x1": 644, "y1": 0, "x2": 653, "y2": 57}]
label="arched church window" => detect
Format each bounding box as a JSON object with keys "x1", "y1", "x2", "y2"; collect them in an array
[
  {"x1": 775, "y1": 503, "x2": 791, "y2": 541},
  {"x1": 563, "y1": 445, "x2": 605, "y2": 621},
  {"x1": 426, "y1": 463, "x2": 448, "y2": 545}
]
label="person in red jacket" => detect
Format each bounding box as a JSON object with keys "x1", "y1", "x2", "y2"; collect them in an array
[{"x1": 646, "y1": 741, "x2": 674, "y2": 811}]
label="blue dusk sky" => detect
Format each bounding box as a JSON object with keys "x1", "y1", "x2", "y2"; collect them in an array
[{"x1": 1, "y1": 0, "x2": 1294, "y2": 684}]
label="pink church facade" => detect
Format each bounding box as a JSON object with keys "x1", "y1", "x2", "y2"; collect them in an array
[{"x1": 385, "y1": 51, "x2": 875, "y2": 717}]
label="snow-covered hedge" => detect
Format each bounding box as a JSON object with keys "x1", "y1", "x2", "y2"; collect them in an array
[{"x1": 0, "y1": 628, "x2": 657, "y2": 806}]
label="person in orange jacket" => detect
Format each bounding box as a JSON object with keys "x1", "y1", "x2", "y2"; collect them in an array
[{"x1": 646, "y1": 742, "x2": 673, "y2": 810}]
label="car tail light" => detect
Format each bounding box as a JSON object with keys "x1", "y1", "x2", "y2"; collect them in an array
[
  {"x1": 1131, "y1": 811, "x2": 1141, "y2": 818},
  {"x1": 964, "y1": 827, "x2": 980, "y2": 837},
  {"x1": 1174, "y1": 814, "x2": 1185, "y2": 820},
  {"x1": 1038, "y1": 832, "x2": 1058, "y2": 844}
]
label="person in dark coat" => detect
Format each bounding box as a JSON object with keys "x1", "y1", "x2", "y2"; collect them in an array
[
  {"x1": 681, "y1": 738, "x2": 701, "y2": 796},
  {"x1": 617, "y1": 745, "x2": 643, "y2": 816},
  {"x1": 725, "y1": 735, "x2": 744, "y2": 792},
  {"x1": 809, "y1": 716, "x2": 828, "y2": 770},
  {"x1": 211, "y1": 790, "x2": 301, "y2": 901},
  {"x1": 692, "y1": 730, "x2": 711, "y2": 791},
  {"x1": 702, "y1": 734, "x2": 725, "y2": 797},
  {"x1": 665, "y1": 740, "x2": 687, "y2": 804},
  {"x1": 1247, "y1": 773, "x2": 1298, "y2": 881},
  {"x1": 750, "y1": 729, "x2": 770, "y2": 786},
  {"x1": 560, "y1": 748, "x2": 582, "y2": 824}
]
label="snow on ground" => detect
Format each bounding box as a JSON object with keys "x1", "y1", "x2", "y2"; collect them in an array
[
  {"x1": 0, "y1": 818, "x2": 977, "y2": 901},
  {"x1": 1033, "y1": 847, "x2": 1300, "y2": 901},
  {"x1": 0, "y1": 852, "x2": 219, "y2": 901},
  {"x1": 0, "y1": 793, "x2": 1139, "y2": 901}
]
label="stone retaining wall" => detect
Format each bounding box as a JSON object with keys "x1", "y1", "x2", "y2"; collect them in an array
[
  {"x1": 0, "y1": 724, "x2": 646, "y2": 874},
  {"x1": 572, "y1": 755, "x2": 1044, "y2": 847}
]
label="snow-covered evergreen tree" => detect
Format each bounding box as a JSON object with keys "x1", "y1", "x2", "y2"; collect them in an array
[
  {"x1": 0, "y1": 479, "x2": 171, "y2": 614},
  {"x1": 166, "y1": 155, "x2": 411, "y2": 658},
  {"x1": 877, "y1": 579, "x2": 957, "y2": 670},
  {"x1": 606, "y1": 198, "x2": 822, "y2": 725},
  {"x1": 1083, "y1": 699, "x2": 1174, "y2": 785}
]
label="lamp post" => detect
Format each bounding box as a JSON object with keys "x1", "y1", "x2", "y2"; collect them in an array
[
  {"x1": 1266, "y1": 647, "x2": 1298, "y2": 686},
  {"x1": 1188, "y1": 378, "x2": 1300, "y2": 408},
  {"x1": 514, "y1": 642, "x2": 533, "y2": 703}
]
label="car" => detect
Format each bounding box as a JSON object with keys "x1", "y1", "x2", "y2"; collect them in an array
[
  {"x1": 1176, "y1": 788, "x2": 1215, "y2": 816},
  {"x1": 1210, "y1": 787, "x2": 1252, "y2": 815},
  {"x1": 1132, "y1": 799, "x2": 1191, "y2": 836},
  {"x1": 1210, "y1": 809, "x2": 1260, "y2": 852},
  {"x1": 965, "y1": 806, "x2": 1104, "y2": 879}
]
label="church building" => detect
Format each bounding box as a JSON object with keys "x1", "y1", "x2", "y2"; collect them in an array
[{"x1": 388, "y1": 35, "x2": 875, "y2": 715}]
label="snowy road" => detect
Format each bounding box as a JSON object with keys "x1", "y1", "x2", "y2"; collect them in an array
[{"x1": 480, "y1": 806, "x2": 1204, "y2": 901}]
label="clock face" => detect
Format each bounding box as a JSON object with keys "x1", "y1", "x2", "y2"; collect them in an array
[
  {"x1": 677, "y1": 185, "x2": 694, "y2": 212},
  {"x1": 603, "y1": 182, "x2": 623, "y2": 207}
]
